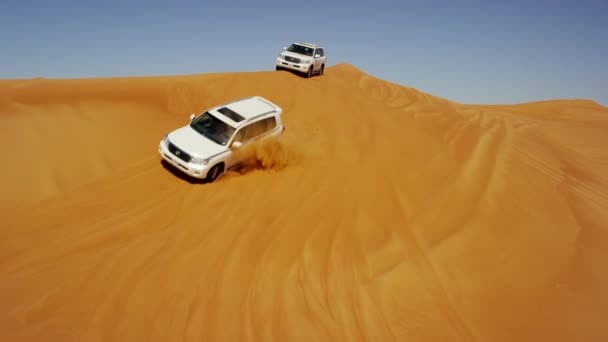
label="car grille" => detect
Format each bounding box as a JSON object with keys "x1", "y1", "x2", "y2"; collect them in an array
[
  {"x1": 168, "y1": 142, "x2": 191, "y2": 163},
  {"x1": 285, "y1": 56, "x2": 301, "y2": 64}
]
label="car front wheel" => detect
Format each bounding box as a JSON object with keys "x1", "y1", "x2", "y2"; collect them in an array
[
  {"x1": 205, "y1": 164, "x2": 223, "y2": 183},
  {"x1": 306, "y1": 66, "x2": 313, "y2": 78}
]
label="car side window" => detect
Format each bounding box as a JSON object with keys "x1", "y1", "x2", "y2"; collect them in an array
[
  {"x1": 234, "y1": 117, "x2": 277, "y2": 143},
  {"x1": 248, "y1": 117, "x2": 276, "y2": 139},
  {"x1": 233, "y1": 127, "x2": 247, "y2": 142},
  {"x1": 320, "y1": 48, "x2": 324, "y2": 57},
  {"x1": 261, "y1": 116, "x2": 277, "y2": 133},
  {"x1": 314, "y1": 48, "x2": 320, "y2": 57}
]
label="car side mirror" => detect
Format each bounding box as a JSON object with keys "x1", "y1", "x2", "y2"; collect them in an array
[
  {"x1": 282, "y1": 47, "x2": 287, "y2": 51},
  {"x1": 189, "y1": 114, "x2": 196, "y2": 121},
  {"x1": 314, "y1": 54, "x2": 321, "y2": 58},
  {"x1": 231, "y1": 141, "x2": 242, "y2": 149}
]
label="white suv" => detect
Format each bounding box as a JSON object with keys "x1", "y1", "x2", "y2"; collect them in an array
[
  {"x1": 159, "y1": 96, "x2": 285, "y2": 182},
  {"x1": 276, "y1": 42, "x2": 326, "y2": 78}
]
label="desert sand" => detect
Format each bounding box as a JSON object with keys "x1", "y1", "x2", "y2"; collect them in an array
[{"x1": 1, "y1": 64, "x2": 607, "y2": 341}]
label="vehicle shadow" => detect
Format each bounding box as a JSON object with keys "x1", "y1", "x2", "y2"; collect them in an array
[
  {"x1": 160, "y1": 160, "x2": 208, "y2": 184},
  {"x1": 277, "y1": 68, "x2": 309, "y2": 79}
]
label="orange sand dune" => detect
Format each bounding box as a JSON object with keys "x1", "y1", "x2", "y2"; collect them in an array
[{"x1": 1, "y1": 64, "x2": 608, "y2": 341}]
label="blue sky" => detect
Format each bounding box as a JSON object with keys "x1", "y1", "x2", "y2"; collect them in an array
[{"x1": 1, "y1": 0, "x2": 607, "y2": 106}]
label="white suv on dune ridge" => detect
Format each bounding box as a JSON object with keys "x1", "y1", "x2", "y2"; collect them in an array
[
  {"x1": 159, "y1": 96, "x2": 285, "y2": 182},
  {"x1": 276, "y1": 42, "x2": 326, "y2": 78}
]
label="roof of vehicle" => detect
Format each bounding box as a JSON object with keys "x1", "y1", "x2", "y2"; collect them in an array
[
  {"x1": 210, "y1": 96, "x2": 281, "y2": 128},
  {"x1": 294, "y1": 42, "x2": 323, "y2": 49}
]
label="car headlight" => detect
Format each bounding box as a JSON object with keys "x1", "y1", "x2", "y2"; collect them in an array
[
  {"x1": 163, "y1": 135, "x2": 169, "y2": 144},
  {"x1": 303, "y1": 59, "x2": 310, "y2": 64},
  {"x1": 278, "y1": 53, "x2": 284, "y2": 59},
  {"x1": 191, "y1": 156, "x2": 209, "y2": 165}
]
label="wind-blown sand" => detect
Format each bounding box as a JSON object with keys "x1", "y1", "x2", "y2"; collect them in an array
[{"x1": 1, "y1": 64, "x2": 607, "y2": 341}]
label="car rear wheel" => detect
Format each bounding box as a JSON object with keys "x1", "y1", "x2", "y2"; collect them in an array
[
  {"x1": 319, "y1": 64, "x2": 324, "y2": 76},
  {"x1": 306, "y1": 66, "x2": 313, "y2": 78},
  {"x1": 205, "y1": 164, "x2": 223, "y2": 183}
]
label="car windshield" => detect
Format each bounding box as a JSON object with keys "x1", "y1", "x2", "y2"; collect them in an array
[
  {"x1": 287, "y1": 44, "x2": 314, "y2": 57},
  {"x1": 190, "y1": 112, "x2": 236, "y2": 145}
]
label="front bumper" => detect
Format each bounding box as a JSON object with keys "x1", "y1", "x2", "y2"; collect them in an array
[
  {"x1": 275, "y1": 57, "x2": 310, "y2": 73},
  {"x1": 158, "y1": 140, "x2": 208, "y2": 179}
]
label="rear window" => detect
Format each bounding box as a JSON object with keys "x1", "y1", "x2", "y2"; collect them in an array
[{"x1": 218, "y1": 107, "x2": 245, "y2": 122}]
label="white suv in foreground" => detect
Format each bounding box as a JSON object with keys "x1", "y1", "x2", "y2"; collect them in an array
[
  {"x1": 159, "y1": 96, "x2": 285, "y2": 182},
  {"x1": 276, "y1": 42, "x2": 326, "y2": 78}
]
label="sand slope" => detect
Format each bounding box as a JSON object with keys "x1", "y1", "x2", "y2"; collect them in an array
[{"x1": 1, "y1": 64, "x2": 608, "y2": 341}]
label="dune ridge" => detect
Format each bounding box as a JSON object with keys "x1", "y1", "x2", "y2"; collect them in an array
[{"x1": 1, "y1": 64, "x2": 608, "y2": 341}]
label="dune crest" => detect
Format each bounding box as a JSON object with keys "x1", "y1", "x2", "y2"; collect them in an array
[{"x1": 1, "y1": 65, "x2": 608, "y2": 341}]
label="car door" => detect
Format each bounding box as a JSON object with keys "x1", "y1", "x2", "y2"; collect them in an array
[
  {"x1": 226, "y1": 120, "x2": 265, "y2": 169},
  {"x1": 225, "y1": 117, "x2": 276, "y2": 169},
  {"x1": 319, "y1": 48, "x2": 326, "y2": 64},
  {"x1": 225, "y1": 125, "x2": 250, "y2": 170},
  {"x1": 313, "y1": 48, "x2": 322, "y2": 72}
]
